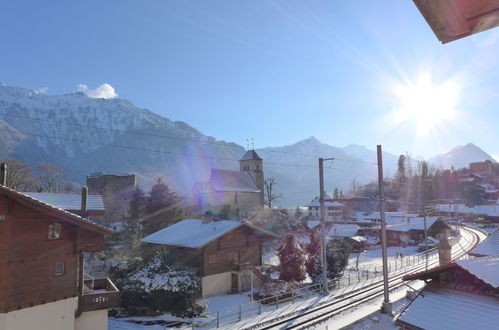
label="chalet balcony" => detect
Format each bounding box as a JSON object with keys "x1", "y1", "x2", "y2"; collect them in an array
[{"x1": 80, "y1": 277, "x2": 119, "y2": 312}]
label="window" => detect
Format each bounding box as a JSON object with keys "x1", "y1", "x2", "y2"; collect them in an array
[
  {"x1": 54, "y1": 262, "x2": 64, "y2": 276},
  {"x1": 48, "y1": 223, "x2": 61, "y2": 240},
  {"x1": 227, "y1": 251, "x2": 239, "y2": 264},
  {"x1": 208, "y1": 255, "x2": 216, "y2": 264},
  {"x1": 256, "y1": 165, "x2": 259, "y2": 171}
]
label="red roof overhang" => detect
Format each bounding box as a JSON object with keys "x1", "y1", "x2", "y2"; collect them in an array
[{"x1": 413, "y1": 0, "x2": 499, "y2": 43}]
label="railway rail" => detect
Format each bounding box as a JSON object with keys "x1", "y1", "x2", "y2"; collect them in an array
[{"x1": 249, "y1": 225, "x2": 485, "y2": 330}]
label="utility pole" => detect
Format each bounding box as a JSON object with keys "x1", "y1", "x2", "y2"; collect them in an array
[
  {"x1": 377, "y1": 145, "x2": 392, "y2": 315},
  {"x1": 319, "y1": 157, "x2": 335, "y2": 293},
  {"x1": 422, "y1": 167, "x2": 429, "y2": 270}
]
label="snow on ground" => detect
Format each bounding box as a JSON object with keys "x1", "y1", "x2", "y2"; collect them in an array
[
  {"x1": 347, "y1": 246, "x2": 419, "y2": 271},
  {"x1": 205, "y1": 293, "x2": 252, "y2": 313}
]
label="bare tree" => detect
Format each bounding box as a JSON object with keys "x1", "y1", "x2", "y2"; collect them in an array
[
  {"x1": 264, "y1": 177, "x2": 283, "y2": 209},
  {"x1": 36, "y1": 162, "x2": 67, "y2": 192},
  {"x1": 1, "y1": 158, "x2": 37, "y2": 191}
]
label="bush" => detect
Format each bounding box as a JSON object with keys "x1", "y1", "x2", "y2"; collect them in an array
[{"x1": 109, "y1": 252, "x2": 205, "y2": 318}]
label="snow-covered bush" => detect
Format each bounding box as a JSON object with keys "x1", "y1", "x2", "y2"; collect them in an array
[{"x1": 110, "y1": 252, "x2": 205, "y2": 318}]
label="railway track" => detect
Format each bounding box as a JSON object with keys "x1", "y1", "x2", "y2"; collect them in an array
[{"x1": 251, "y1": 226, "x2": 484, "y2": 330}]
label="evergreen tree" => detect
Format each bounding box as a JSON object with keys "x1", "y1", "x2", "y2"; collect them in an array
[
  {"x1": 277, "y1": 234, "x2": 306, "y2": 282},
  {"x1": 326, "y1": 239, "x2": 351, "y2": 279},
  {"x1": 305, "y1": 231, "x2": 321, "y2": 282},
  {"x1": 142, "y1": 178, "x2": 183, "y2": 236}
]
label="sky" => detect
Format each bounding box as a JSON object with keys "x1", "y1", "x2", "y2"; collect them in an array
[{"x1": 1, "y1": 0, "x2": 498, "y2": 159}]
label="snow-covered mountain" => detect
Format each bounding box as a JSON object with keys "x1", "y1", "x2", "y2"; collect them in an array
[
  {"x1": 427, "y1": 143, "x2": 496, "y2": 170},
  {"x1": 256, "y1": 137, "x2": 399, "y2": 206},
  {"x1": 0, "y1": 83, "x2": 245, "y2": 191}
]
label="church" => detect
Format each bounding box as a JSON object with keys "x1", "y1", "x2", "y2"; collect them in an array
[{"x1": 192, "y1": 150, "x2": 264, "y2": 214}]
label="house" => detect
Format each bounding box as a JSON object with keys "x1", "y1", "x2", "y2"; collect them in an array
[
  {"x1": 469, "y1": 229, "x2": 499, "y2": 257},
  {"x1": 0, "y1": 172, "x2": 118, "y2": 330},
  {"x1": 397, "y1": 257, "x2": 499, "y2": 329},
  {"x1": 306, "y1": 193, "x2": 344, "y2": 222},
  {"x1": 385, "y1": 216, "x2": 447, "y2": 246},
  {"x1": 142, "y1": 218, "x2": 276, "y2": 297},
  {"x1": 192, "y1": 150, "x2": 264, "y2": 214}
]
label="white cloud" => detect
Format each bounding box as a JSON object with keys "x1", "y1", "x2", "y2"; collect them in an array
[
  {"x1": 36, "y1": 87, "x2": 49, "y2": 94},
  {"x1": 492, "y1": 154, "x2": 499, "y2": 162},
  {"x1": 77, "y1": 83, "x2": 117, "y2": 99}
]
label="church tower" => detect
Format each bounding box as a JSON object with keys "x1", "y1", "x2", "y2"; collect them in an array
[{"x1": 240, "y1": 150, "x2": 264, "y2": 204}]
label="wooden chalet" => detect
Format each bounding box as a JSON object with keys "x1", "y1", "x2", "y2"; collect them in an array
[
  {"x1": 0, "y1": 167, "x2": 118, "y2": 330},
  {"x1": 413, "y1": 0, "x2": 499, "y2": 44},
  {"x1": 142, "y1": 217, "x2": 277, "y2": 297},
  {"x1": 397, "y1": 257, "x2": 499, "y2": 329},
  {"x1": 385, "y1": 216, "x2": 449, "y2": 246}
]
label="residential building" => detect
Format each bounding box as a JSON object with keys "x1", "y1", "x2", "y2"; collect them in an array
[
  {"x1": 192, "y1": 150, "x2": 264, "y2": 214},
  {"x1": 0, "y1": 183, "x2": 118, "y2": 330},
  {"x1": 142, "y1": 218, "x2": 276, "y2": 297},
  {"x1": 469, "y1": 229, "x2": 499, "y2": 257},
  {"x1": 397, "y1": 257, "x2": 499, "y2": 329},
  {"x1": 306, "y1": 193, "x2": 344, "y2": 222}
]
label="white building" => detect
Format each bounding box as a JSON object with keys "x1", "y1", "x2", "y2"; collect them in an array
[{"x1": 306, "y1": 193, "x2": 344, "y2": 222}]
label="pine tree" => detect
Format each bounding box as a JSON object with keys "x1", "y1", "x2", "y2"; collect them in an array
[
  {"x1": 326, "y1": 239, "x2": 351, "y2": 279},
  {"x1": 277, "y1": 234, "x2": 306, "y2": 282}
]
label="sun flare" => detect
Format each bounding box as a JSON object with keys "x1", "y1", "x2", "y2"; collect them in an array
[{"x1": 392, "y1": 74, "x2": 458, "y2": 136}]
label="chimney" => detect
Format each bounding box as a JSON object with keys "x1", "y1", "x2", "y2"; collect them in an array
[
  {"x1": 0, "y1": 163, "x2": 6, "y2": 186},
  {"x1": 438, "y1": 233, "x2": 452, "y2": 266},
  {"x1": 81, "y1": 185, "x2": 88, "y2": 218},
  {"x1": 202, "y1": 212, "x2": 214, "y2": 224}
]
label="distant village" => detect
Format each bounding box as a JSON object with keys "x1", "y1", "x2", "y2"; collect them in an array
[{"x1": 1, "y1": 149, "x2": 498, "y2": 330}]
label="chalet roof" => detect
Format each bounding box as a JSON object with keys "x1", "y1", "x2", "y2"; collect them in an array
[
  {"x1": 193, "y1": 169, "x2": 260, "y2": 193},
  {"x1": 386, "y1": 216, "x2": 440, "y2": 232},
  {"x1": 0, "y1": 185, "x2": 112, "y2": 235},
  {"x1": 306, "y1": 194, "x2": 344, "y2": 207},
  {"x1": 24, "y1": 192, "x2": 105, "y2": 212},
  {"x1": 397, "y1": 286, "x2": 499, "y2": 330},
  {"x1": 327, "y1": 224, "x2": 359, "y2": 238},
  {"x1": 240, "y1": 150, "x2": 262, "y2": 161},
  {"x1": 469, "y1": 230, "x2": 499, "y2": 257},
  {"x1": 142, "y1": 219, "x2": 276, "y2": 248},
  {"x1": 436, "y1": 204, "x2": 499, "y2": 217},
  {"x1": 455, "y1": 257, "x2": 499, "y2": 288},
  {"x1": 403, "y1": 257, "x2": 499, "y2": 289}
]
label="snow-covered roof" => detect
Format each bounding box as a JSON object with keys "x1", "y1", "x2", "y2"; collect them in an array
[
  {"x1": 24, "y1": 192, "x2": 105, "y2": 211},
  {"x1": 142, "y1": 219, "x2": 244, "y2": 248},
  {"x1": 455, "y1": 257, "x2": 499, "y2": 287},
  {"x1": 436, "y1": 203, "x2": 499, "y2": 217},
  {"x1": 194, "y1": 169, "x2": 260, "y2": 193},
  {"x1": 397, "y1": 287, "x2": 499, "y2": 330},
  {"x1": 386, "y1": 216, "x2": 440, "y2": 232},
  {"x1": 306, "y1": 194, "x2": 344, "y2": 207},
  {"x1": 327, "y1": 224, "x2": 359, "y2": 237},
  {"x1": 417, "y1": 236, "x2": 439, "y2": 247},
  {"x1": 358, "y1": 212, "x2": 420, "y2": 221},
  {"x1": 469, "y1": 230, "x2": 499, "y2": 257},
  {"x1": 306, "y1": 220, "x2": 320, "y2": 229},
  {"x1": 348, "y1": 236, "x2": 366, "y2": 243},
  {"x1": 0, "y1": 185, "x2": 111, "y2": 235}
]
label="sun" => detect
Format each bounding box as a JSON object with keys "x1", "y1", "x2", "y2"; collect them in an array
[{"x1": 392, "y1": 74, "x2": 458, "y2": 136}]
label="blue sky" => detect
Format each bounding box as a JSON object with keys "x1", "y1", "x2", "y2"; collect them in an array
[{"x1": 1, "y1": 0, "x2": 498, "y2": 159}]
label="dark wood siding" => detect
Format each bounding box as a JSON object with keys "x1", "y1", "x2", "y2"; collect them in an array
[
  {"x1": 202, "y1": 226, "x2": 263, "y2": 276},
  {"x1": 0, "y1": 194, "x2": 104, "y2": 312}
]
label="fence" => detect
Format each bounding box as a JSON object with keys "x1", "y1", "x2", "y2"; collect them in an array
[{"x1": 166, "y1": 230, "x2": 474, "y2": 329}]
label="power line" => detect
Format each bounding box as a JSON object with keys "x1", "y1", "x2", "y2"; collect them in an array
[
  {"x1": 0, "y1": 113, "x2": 376, "y2": 165},
  {"x1": 19, "y1": 131, "x2": 357, "y2": 173}
]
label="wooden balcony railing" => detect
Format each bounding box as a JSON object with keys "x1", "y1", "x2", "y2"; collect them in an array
[{"x1": 80, "y1": 278, "x2": 119, "y2": 312}]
